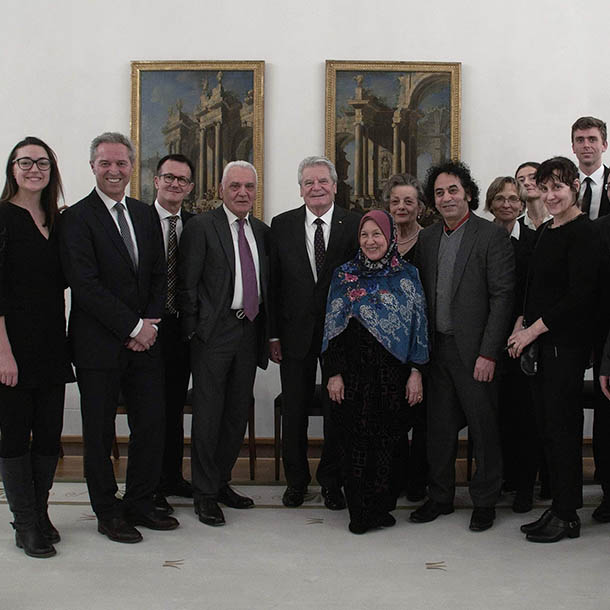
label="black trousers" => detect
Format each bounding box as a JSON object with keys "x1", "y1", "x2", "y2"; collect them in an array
[
  {"x1": 531, "y1": 342, "x2": 587, "y2": 517},
  {"x1": 77, "y1": 348, "x2": 165, "y2": 519},
  {"x1": 591, "y1": 358, "x2": 610, "y2": 496},
  {"x1": 158, "y1": 314, "x2": 191, "y2": 490},
  {"x1": 427, "y1": 334, "x2": 503, "y2": 507},
  {"x1": 497, "y1": 356, "x2": 541, "y2": 494},
  {"x1": 189, "y1": 312, "x2": 258, "y2": 498},
  {"x1": 0, "y1": 384, "x2": 65, "y2": 458},
  {"x1": 279, "y1": 351, "x2": 340, "y2": 490}
]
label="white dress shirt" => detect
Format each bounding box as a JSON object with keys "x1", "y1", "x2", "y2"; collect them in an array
[
  {"x1": 95, "y1": 186, "x2": 142, "y2": 337},
  {"x1": 223, "y1": 204, "x2": 261, "y2": 309},
  {"x1": 154, "y1": 200, "x2": 183, "y2": 257},
  {"x1": 579, "y1": 164, "x2": 605, "y2": 220},
  {"x1": 304, "y1": 204, "x2": 334, "y2": 282}
]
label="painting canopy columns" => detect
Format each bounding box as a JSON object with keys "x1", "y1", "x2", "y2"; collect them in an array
[{"x1": 326, "y1": 61, "x2": 461, "y2": 211}]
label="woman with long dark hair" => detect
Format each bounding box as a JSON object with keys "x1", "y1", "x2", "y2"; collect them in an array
[{"x1": 0, "y1": 137, "x2": 74, "y2": 558}]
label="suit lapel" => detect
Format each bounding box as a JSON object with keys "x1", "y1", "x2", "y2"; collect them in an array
[
  {"x1": 324, "y1": 205, "x2": 347, "y2": 271},
  {"x1": 294, "y1": 205, "x2": 316, "y2": 284},
  {"x1": 89, "y1": 190, "x2": 136, "y2": 274},
  {"x1": 451, "y1": 216, "x2": 478, "y2": 297},
  {"x1": 212, "y1": 205, "x2": 236, "y2": 283},
  {"x1": 600, "y1": 165, "x2": 610, "y2": 217},
  {"x1": 425, "y1": 223, "x2": 442, "y2": 313},
  {"x1": 250, "y1": 218, "x2": 268, "y2": 301}
]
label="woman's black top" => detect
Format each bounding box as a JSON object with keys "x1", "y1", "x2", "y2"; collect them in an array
[
  {"x1": 0, "y1": 202, "x2": 74, "y2": 388},
  {"x1": 524, "y1": 214, "x2": 599, "y2": 348}
]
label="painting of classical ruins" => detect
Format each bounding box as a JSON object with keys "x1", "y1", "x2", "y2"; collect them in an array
[
  {"x1": 325, "y1": 61, "x2": 460, "y2": 211},
  {"x1": 131, "y1": 61, "x2": 264, "y2": 217}
]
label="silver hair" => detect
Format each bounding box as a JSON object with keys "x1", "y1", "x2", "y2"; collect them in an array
[
  {"x1": 221, "y1": 160, "x2": 258, "y2": 186},
  {"x1": 297, "y1": 156, "x2": 338, "y2": 185},
  {"x1": 90, "y1": 132, "x2": 136, "y2": 164},
  {"x1": 381, "y1": 173, "x2": 426, "y2": 209}
]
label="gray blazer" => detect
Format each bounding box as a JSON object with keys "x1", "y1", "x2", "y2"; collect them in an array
[
  {"x1": 415, "y1": 213, "x2": 515, "y2": 371},
  {"x1": 178, "y1": 204, "x2": 270, "y2": 370}
]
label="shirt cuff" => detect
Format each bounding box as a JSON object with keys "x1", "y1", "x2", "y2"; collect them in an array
[{"x1": 130, "y1": 319, "x2": 143, "y2": 338}]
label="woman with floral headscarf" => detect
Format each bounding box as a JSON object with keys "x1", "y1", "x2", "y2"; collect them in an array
[{"x1": 322, "y1": 209, "x2": 429, "y2": 534}]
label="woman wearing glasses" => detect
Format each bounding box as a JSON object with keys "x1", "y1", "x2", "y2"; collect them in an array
[
  {"x1": 0, "y1": 137, "x2": 74, "y2": 558},
  {"x1": 485, "y1": 177, "x2": 539, "y2": 513}
]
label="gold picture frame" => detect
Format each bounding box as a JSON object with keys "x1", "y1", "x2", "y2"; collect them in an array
[
  {"x1": 131, "y1": 60, "x2": 265, "y2": 218},
  {"x1": 325, "y1": 60, "x2": 461, "y2": 211}
]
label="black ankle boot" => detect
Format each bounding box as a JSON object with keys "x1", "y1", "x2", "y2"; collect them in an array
[
  {"x1": 31, "y1": 453, "x2": 60, "y2": 543},
  {"x1": 1, "y1": 454, "x2": 56, "y2": 558}
]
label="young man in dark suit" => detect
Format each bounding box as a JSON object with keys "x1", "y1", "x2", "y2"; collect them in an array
[
  {"x1": 573, "y1": 116, "x2": 610, "y2": 522},
  {"x1": 151, "y1": 154, "x2": 195, "y2": 514},
  {"x1": 179, "y1": 161, "x2": 269, "y2": 527},
  {"x1": 60, "y1": 132, "x2": 178, "y2": 543},
  {"x1": 410, "y1": 161, "x2": 515, "y2": 532},
  {"x1": 269, "y1": 156, "x2": 360, "y2": 509}
]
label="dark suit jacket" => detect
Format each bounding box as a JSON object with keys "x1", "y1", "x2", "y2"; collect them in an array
[
  {"x1": 597, "y1": 165, "x2": 610, "y2": 218},
  {"x1": 178, "y1": 204, "x2": 270, "y2": 370},
  {"x1": 593, "y1": 214, "x2": 610, "y2": 374},
  {"x1": 415, "y1": 214, "x2": 515, "y2": 371},
  {"x1": 60, "y1": 189, "x2": 166, "y2": 369},
  {"x1": 269, "y1": 204, "x2": 360, "y2": 360}
]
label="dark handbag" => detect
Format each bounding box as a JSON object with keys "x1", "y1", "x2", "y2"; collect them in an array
[{"x1": 520, "y1": 339, "x2": 539, "y2": 376}]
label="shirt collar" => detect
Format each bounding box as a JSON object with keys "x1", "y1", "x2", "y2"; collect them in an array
[
  {"x1": 305, "y1": 203, "x2": 334, "y2": 226},
  {"x1": 510, "y1": 220, "x2": 521, "y2": 240},
  {"x1": 444, "y1": 211, "x2": 470, "y2": 235},
  {"x1": 96, "y1": 186, "x2": 126, "y2": 213},
  {"x1": 223, "y1": 203, "x2": 249, "y2": 225},
  {"x1": 579, "y1": 164, "x2": 605, "y2": 184},
  {"x1": 155, "y1": 200, "x2": 181, "y2": 220}
]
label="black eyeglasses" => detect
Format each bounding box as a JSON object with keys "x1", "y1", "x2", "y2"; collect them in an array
[
  {"x1": 13, "y1": 157, "x2": 51, "y2": 171},
  {"x1": 158, "y1": 173, "x2": 191, "y2": 187}
]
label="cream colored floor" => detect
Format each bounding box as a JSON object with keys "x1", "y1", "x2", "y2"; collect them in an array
[{"x1": 0, "y1": 481, "x2": 608, "y2": 610}]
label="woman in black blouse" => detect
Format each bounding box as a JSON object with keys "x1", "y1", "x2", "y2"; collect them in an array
[
  {"x1": 508, "y1": 157, "x2": 599, "y2": 543},
  {"x1": 0, "y1": 137, "x2": 74, "y2": 558}
]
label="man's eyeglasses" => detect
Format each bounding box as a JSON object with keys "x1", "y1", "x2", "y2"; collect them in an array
[
  {"x1": 13, "y1": 157, "x2": 51, "y2": 171},
  {"x1": 158, "y1": 173, "x2": 191, "y2": 187}
]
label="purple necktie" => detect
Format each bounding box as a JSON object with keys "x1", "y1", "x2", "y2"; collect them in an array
[{"x1": 237, "y1": 218, "x2": 259, "y2": 321}]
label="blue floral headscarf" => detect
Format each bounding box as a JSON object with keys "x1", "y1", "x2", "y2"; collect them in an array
[{"x1": 322, "y1": 209, "x2": 429, "y2": 364}]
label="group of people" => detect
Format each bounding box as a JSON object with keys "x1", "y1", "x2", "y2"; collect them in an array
[{"x1": 1, "y1": 115, "x2": 610, "y2": 559}]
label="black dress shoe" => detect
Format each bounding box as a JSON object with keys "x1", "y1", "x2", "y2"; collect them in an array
[
  {"x1": 195, "y1": 498, "x2": 225, "y2": 526},
  {"x1": 348, "y1": 513, "x2": 396, "y2": 535},
  {"x1": 520, "y1": 508, "x2": 553, "y2": 534},
  {"x1": 526, "y1": 513, "x2": 580, "y2": 543},
  {"x1": 592, "y1": 498, "x2": 610, "y2": 523},
  {"x1": 97, "y1": 517, "x2": 143, "y2": 543},
  {"x1": 321, "y1": 487, "x2": 346, "y2": 510},
  {"x1": 469, "y1": 507, "x2": 496, "y2": 532},
  {"x1": 164, "y1": 478, "x2": 193, "y2": 498},
  {"x1": 512, "y1": 491, "x2": 533, "y2": 514},
  {"x1": 282, "y1": 486, "x2": 306, "y2": 507},
  {"x1": 153, "y1": 493, "x2": 175, "y2": 515},
  {"x1": 409, "y1": 499, "x2": 454, "y2": 523},
  {"x1": 217, "y1": 485, "x2": 254, "y2": 509},
  {"x1": 125, "y1": 509, "x2": 179, "y2": 531}
]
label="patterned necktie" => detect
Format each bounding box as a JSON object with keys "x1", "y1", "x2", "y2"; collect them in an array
[
  {"x1": 237, "y1": 218, "x2": 259, "y2": 321},
  {"x1": 582, "y1": 177, "x2": 593, "y2": 217},
  {"x1": 165, "y1": 215, "x2": 179, "y2": 314},
  {"x1": 314, "y1": 218, "x2": 326, "y2": 277},
  {"x1": 114, "y1": 202, "x2": 137, "y2": 270}
]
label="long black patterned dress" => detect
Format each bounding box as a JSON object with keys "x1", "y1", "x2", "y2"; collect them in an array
[{"x1": 324, "y1": 317, "x2": 411, "y2": 527}]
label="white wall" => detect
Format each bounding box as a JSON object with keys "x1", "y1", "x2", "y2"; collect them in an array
[{"x1": 2, "y1": 0, "x2": 607, "y2": 437}]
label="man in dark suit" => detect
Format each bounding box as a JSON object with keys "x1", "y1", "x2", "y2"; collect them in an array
[
  {"x1": 151, "y1": 154, "x2": 195, "y2": 514},
  {"x1": 60, "y1": 132, "x2": 178, "y2": 543},
  {"x1": 410, "y1": 160, "x2": 514, "y2": 532},
  {"x1": 573, "y1": 116, "x2": 610, "y2": 522},
  {"x1": 179, "y1": 161, "x2": 269, "y2": 527},
  {"x1": 269, "y1": 156, "x2": 360, "y2": 509},
  {"x1": 572, "y1": 116, "x2": 609, "y2": 220}
]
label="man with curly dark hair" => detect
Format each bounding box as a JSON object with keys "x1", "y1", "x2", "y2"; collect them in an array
[{"x1": 410, "y1": 160, "x2": 515, "y2": 532}]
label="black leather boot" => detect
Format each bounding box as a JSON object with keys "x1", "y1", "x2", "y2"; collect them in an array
[
  {"x1": 0, "y1": 454, "x2": 56, "y2": 558},
  {"x1": 32, "y1": 453, "x2": 60, "y2": 543}
]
